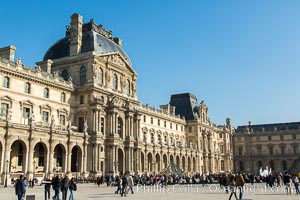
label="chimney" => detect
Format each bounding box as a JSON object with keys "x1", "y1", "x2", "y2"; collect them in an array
[
  {"x1": 36, "y1": 59, "x2": 53, "y2": 73},
  {"x1": 70, "y1": 13, "x2": 83, "y2": 56},
  {"x1": 113, "y1": 37, "x2": 122, "y2": 47},
  {"x1": 0, "y1": 45, "x2": 17, "y2": 61}
]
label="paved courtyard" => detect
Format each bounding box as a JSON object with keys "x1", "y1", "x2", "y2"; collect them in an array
[{"x1": 1, "y1": 183, "x2": 299, "y2": 200}]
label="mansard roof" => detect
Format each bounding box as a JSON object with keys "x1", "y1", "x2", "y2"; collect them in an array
[
  {"x1": 236, "y1": 121, "x2": 300, "y2": 133},
  {"x1": 169, "y1": 93, "x2": 198, "y2": 120},
  {"x1": 43, "y1": 18, "x2": 131, "y2": 66}
]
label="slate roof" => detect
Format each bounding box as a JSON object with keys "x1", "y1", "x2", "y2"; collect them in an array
[
  {"x1": 169, "y1": 93, "x2": 198, "y2": 120},
  {"x1": 236, "y1": 122, "x2": 300, "y2": 133},
  {"x1": 43, "y1": 22, "x2": 131, "y2": 66}
]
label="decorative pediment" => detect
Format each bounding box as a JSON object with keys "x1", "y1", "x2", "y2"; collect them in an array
[
  {"x1": 39, "y1": 104, "x2": 52, "y2": 111},
  {"x1": 20, "y1": 99, "x2": 34, "y2": 108},
  {"x1": 0, "y1": 95, "x2": 13, "y2": 102}
]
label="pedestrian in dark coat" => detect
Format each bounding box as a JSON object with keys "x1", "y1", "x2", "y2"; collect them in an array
[{"x1": 15, "y1": 175, "x2": 25, "y2": 200}]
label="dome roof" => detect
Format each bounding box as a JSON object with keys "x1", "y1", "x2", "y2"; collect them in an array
[{"x1": 43, "y1": 21, "x2": 132, "y2": 66}]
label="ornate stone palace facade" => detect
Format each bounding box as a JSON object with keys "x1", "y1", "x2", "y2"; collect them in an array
[
  {"x1": 234, "y1": 121, "x2": 300, "y2": 173},
  {"x1": 0, "y1": 13, "x2": 233, "y2": 184}
]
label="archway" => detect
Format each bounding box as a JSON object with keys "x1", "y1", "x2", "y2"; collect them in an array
[
  {"x1": 33, "y1": 142, "x2": 47, "y2": 173},
  {"x1": 176, "y1": 156, "x2": 180, "y2": 168},
  {"x1": 163, "y1": 154, "x2": 167, "y2": 169},
  {"x1": 170, "y1": 155, "x2": 174, "y2": 163},
  {"x1": 193, "y1": 157, "x2": 196, "y2": 171},
  {"x1": 141, "y1": 152, "x2": 145, "y2": 172},
  {"x1": 71, "y1": 146, "x2": 82, "y2": 173},
  {"x1": 182, "y1": 156, "x2": 186, "y2": 171},
  {"x1": 54, "y1": 144, "x2": 66, "y2": 173},
  {"x1": 147, "y1": 153, "x2": 153, "y2": 172},
  {"x1": 269, "y1": 160, "x2": 275, "y2": 171},
  {"x1": 155, "y1": 154, "x2": 160, "y2": 172},
  {"x1": 10, "y1": 140, "x2": 27, "y2": 173},
  {"x1": 281, "y1": 160, "x2": 287, "y2": 171},
  {"x1": 118, "y1": 148, "x2": 124, "y2": 174},
  {"x1": 188, "y1": 157, "x2": 191, "y2": 172}
]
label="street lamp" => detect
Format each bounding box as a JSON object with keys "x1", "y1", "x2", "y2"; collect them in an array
[{"x1": 4, "y1": 160, "x2": 8, "y2": 188}]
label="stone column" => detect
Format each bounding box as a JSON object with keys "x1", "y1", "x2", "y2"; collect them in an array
[
  {"x1": 66, "y1": 148, "x2": 72, "y2": 173},
  {"x1": 93, "y1": 110, "x2": 97, "y2": 132},
  {"x1": 27, "y1": 139, "x2": 34, "y2": 177},
  {"x1": 83, "y1": 143, "x2": 88, "y2": 176}
]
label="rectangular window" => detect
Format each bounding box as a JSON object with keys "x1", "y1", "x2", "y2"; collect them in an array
[
  {"x1": 42, "y1": 111, "x2": 49, "y2": 123},
  {"x1": 280, "y1": 135, "x2": 284, "y2": 140},
  {"x1": 60, "y1": 93, "x2": 66, "y2": 102},
  {"x1": 238, "y1": 147, "x2": 243, "y2": 156},
  {"x1": 22, "y1": 107, "x2": 30, "y2": 125},
  {"x1": 101, "y1": 117, "x2": 105, "y2": 134},
  {"x1": 25, "y1": 82, "x2": 31, "y2": 94},
  {"x1": 170, "y1": 123, "x2": 172, "y2": 129},
  {"x1": 269, "y1": 147, "x2": 273, "y2": 155},
  {"x1": 44, "y1": 88, "x2": 49, "y2": 98},
  {"x1": 78, "y1": 117, "x2": 84, "y2": 132},
  {"x1": 220, "y1": 145, "x2": 224, "y2": 154},
  {"x1": 257, "y1": 147, "x2": 261, "y2": 155},
  {"x1": 189, "y1": 127, "x2": 192, "y2": 132},
  {"x1": 151, "y1": 117, "x2": 153, "y2": 124},
  {"x1": 293, "y1": 135, "x2": 296, "y2": 140},
  {"x1": 143, "y1": 115, "x2": 146, "y2": 122},
  {"x1": 219, "y1": 133, "x2": 223, "y2": 138},
  {"x1": 3, "y1": 76, "x2": 9, "y2": 88},
  {"x1": 281, "y1": 147, "x2": 285, "y2": 155},
  {"x1": 176, "y1": 124, "x2": 178, "y2": 130},
  {"x1": 181, "y1": 126, "x2": 183, "y2": 131},
  {"x1": 268, "y1": 136, "x2": 272, "y2": 141},
  {"x1": 294, "y1": 146, "x2": 298, "y2": 154},
  {"x1": 164, "y1": 121, "x2": 166, "y2": 128},
  {"x1": 0, "y1": 103, "x2": 8, "y2": 118},
  {"x1": 80, "y1": 95, "x2": 84, "y2": 104},
  {"x1": 221, "y1": 160, "x2": 225, "y2": 171},
  {"x1": 59, "y1": 115, "x2": 65, "y2": 125},
  {"x1": 158, "y1": 119, "x2": 160, "y2": 126}
]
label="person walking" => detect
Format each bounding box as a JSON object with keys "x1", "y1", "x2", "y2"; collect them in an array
[
  {"x1": 15, "y1": 175, "x2": 25, "y2": 200},
  {"x1": 114, "y1": 175, "x2": 121, "y2": 194},
  {"x1": 61, "y1": 175, "x2": 70, "y2": 200},
  {"x1": 293, "y1": 174, "x2": 299, "y2": 194},
  {"x1": 68, "y1": 177, "x2": 77, "y2": 200},
  {"x1": 52, "y1": 175, "x2": 61, "y2": 200},
  {"x1": 228, "y1": 174, "x2": 238, "y2": 200},
  {"x1": 42, "y1": 176, "x2": 52, "y2": 200},
  {"x1": 126, "y1": 174, "x2": 134, "y2": 194},
  {"x1": 23, "y1": 177, "x2": 28, "y2": 198},
  {"x1": 235, "y1": 171, "x2": 245, "y2": 200},
  {"x1": 121, "y1": 173, "x2": 128, "y2": 197},
  {"x1": 283, "y1": 172, "x2": 291, "y2": 195}
]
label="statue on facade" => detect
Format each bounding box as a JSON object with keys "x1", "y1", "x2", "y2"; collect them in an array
[
  {"x1": 120, "y1": 75, "x2": 126, "y2": 91},
  {"x1": 84, "y1": 119, "x2": 88, "y2": 133},
  {"x1": 132, "y1": 81, "x2": 136, "y2": 95},
  {"x1": 50, "y1": 115, "x2": 55, "y2": 128},
  {"x1": 29, "y1": 112, "x2": 35, "y2": 125},
  {"x1": 105, "y1": 69, "x2": 111, "y2": 85}
]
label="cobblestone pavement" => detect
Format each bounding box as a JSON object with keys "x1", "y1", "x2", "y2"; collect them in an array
[{"x1": 1, "y1": 183, "x2": 299, "y2": 200}]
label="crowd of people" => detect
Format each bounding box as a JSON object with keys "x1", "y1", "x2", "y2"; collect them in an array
[
  {"x1": 14, "y1": 174, "x2": 77, "y2": 200},
  {"x1": 12, "y1": 170, "x2": 300, "y2": 200}
]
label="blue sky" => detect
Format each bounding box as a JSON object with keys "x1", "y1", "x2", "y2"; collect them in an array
[{"x1": 1, "y1": 0, "x2": 300, "y2": 126}]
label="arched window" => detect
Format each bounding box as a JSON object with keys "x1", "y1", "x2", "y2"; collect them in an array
[
  {"x1": 44, "y1": 88, "x2": 49, "y2": 98},
  {"x1": 126, "y1": 79, "x2": 130, "y2": 95},
  {"x1": 62, "y1": 69, "x2": 68, "y2": 81},
  {"x1": 79, "y1": 66, "x2": 86, "y2": 86},
  {"x1": 239, "y1": 161, "x2": 244, "y2": 171},
  {"x1": 98, "y1": 68, "x2": 103, "y2": 85},
  {"x1": 257, "y1": 160, "x2": 263, "y2": 169},
  {"x1": 221, "y1": 160, "x2": 225, "y2": 171},
  {"x1": 269, "y1": 160, "x2": 275, "y2": 170},
  {"x1": 117, "y1": 117, "x2": 123, "y2": 138},
  {"x1": 113, "y1": 74, "x2": 118, "y2": 90},
  {"x1": 3, "y1": 76, "x2": 9, "y2": 88},
  {"x1": 60, "y1": 92, "x2": 66, "y2": 102},
  {"x1": 25, "y1": 82, "x2": 31, "y2": 94},
  {"x1": 281, "y1": 160, "x2": 287, "y2": 170},
  {"x1": 38, "y1": 143, "x2": 45, "y2": 166}
]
